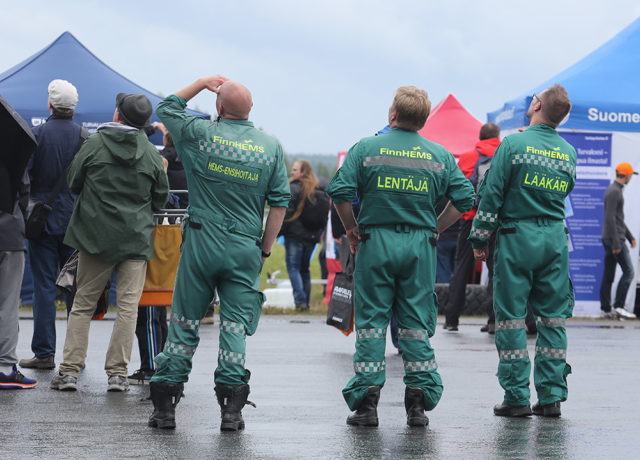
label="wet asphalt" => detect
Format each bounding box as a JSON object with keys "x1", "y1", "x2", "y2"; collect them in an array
[{"x1": 2, "y1": 315, "x2": 640, "y2": 459}]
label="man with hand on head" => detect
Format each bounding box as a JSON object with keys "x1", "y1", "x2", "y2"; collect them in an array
[{"x1": 148, "y1": 76, "x2": 290, "y2": 432}]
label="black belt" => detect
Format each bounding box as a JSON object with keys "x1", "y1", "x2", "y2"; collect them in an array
[{"x1": 499, "y1": 227, "x2": 569, "y2": 235}]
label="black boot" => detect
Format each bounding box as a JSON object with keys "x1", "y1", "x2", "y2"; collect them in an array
[
  {"x1": 346, "y1": 386, "x2": 380, "y2": 427},
  {"x1": 404, "y1": 387, "x2": 429, "y2": 427},
  {"x1": 215, "y1": 383, "x2": 256, "y2": 431},
  {"x1": 493, "y1": 401, "x2": 532, "y2": 417},
  {"x1": 532, "y1": 401, "x2": 561, "y2": 417},
  {"x1": 148, "y1": 382, "x2": 183, "y2": 429}
]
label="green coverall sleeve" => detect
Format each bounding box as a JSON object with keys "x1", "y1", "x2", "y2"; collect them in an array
[
  {"x1": 156, "y1": 95, "x2": 210, "y2": 157},
  {"x1": 266, "y1": 146, "x2": 291, "y2": 207},
  {"x1": 468, "y1": 138, "x2": 511, "y2": 248},
  {"x1": 326, "y1": 143, "x2": 360, "y2": 204},
  {"x1": 445, "y1": 154, "x2": 475, "y2": 214}
]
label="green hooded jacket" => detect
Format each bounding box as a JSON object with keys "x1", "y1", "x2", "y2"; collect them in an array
[{"x1": 64, "y1": 123, "x2": 169, "y2": 262}]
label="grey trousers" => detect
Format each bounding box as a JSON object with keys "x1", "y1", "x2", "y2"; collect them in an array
[
  {"x1": 0, "y1": 251, "x2": 25, "y2": 366},
  {"x1": 59, "y1": 252, "x2": 147, "y2": 378}
]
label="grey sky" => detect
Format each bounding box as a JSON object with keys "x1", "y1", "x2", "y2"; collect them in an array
[{"x1": 1, "y1": 1, "x2": 639, "y2": 154}]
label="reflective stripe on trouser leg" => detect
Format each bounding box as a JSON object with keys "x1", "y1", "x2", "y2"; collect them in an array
[
  {"x1": 151, "y1": 310, "x2": 202, "y2": 384},
  {"x1": 534, "y1": 317, "x2": 570, "y2": 405},
  {"x1": 215, "y1": 318, "x2": 249, "y2": 385},
  {"x1": 343, "y1": 327, "x2": 387, "y2": 411},
  {"x1": 494, "y1": 319, "x2": 531, "y2": 406},
  {"x1": 398, "y1": 328, "x2": 442, "y2": 411}
]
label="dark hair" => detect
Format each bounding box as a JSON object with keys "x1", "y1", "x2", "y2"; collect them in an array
[
  {"x1": 479, "y1": 122, "x2": 500, "y2": 140},
  {"x1": 541, "y1": 84, "x2": 571, "y2": 127},
  {"x1": 51, "y1": 107, "x2": 74, "y2": 118},
  {"x1": 164, "y1": 131, "x2": 174, "y2": 147},
  {"x1": 286, "y1": 160, "x2": 318, "y2": 223}
]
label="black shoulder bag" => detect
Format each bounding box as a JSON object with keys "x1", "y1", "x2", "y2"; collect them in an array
[{"x1": 26, "y1": 128, "x2": 89, "y2": 240}]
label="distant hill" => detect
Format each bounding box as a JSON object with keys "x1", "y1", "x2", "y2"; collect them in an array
[{"x1": 284, "y1": 152, "x2": 339, "y2": 179}]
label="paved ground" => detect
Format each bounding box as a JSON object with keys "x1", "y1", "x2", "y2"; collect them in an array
[{"x1": 2, "y1": 315, "x2": 640, "y2": 459}]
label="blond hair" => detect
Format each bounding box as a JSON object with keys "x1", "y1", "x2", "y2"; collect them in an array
[{"x1": 393, "y1": 86, "x2": 431, "y2": 131}]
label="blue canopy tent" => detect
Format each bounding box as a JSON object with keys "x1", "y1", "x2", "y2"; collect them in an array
[
  {"x1": 0, "y1": 31, "x2": 209, "y2": 305},
  {"x1": 0, "y1": 31, "x2": 209, "y2": 146},
  {"x1": 487, "y1": 17, "x2": 640, "y2": 317},
  {"x1": 488, "y1": 17, "x2": 640, "y2": 131}
]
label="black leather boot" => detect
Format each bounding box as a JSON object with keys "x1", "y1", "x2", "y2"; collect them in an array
[
  {"x1": 346, "y1": 386, "x2": 380, "y2": 427},
  {"x1": 532, "y1": 401, "x2": 561, "y2": 417},
  {"x1": 148, "y1": 382, "x2": 183, "y2": 429},
  {"x1": 215, "y1": 383, "x2": 256, "y2": 431},
  {"x1": 493, "y1": 401, "x2": 532, "y2": 417},
  {"x1": 405, "y1": 387, "x2": 429, "y2": 427}
]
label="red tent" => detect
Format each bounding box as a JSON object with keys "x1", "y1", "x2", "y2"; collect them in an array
[{"x1": 418, "y1": 94, "x2": 481, "y2": 157}]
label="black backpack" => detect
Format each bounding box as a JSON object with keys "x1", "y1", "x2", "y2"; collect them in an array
[{"x1": 299, "y1": 188, "x2": 330, "y2": 231}]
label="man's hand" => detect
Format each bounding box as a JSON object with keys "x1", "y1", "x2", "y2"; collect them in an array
[
  {"x1": 346, "y1": 227, "x2": 361, "y2": 254},
  {"x1": 631, "y1": 239, "x2": 637, "y2": 249},
  {"x1": 174, "y1": 75, "x2": 230, "y2": 101},
  {"x1": 202, "y1": 75, "x2": 229, "y2": 94},
  {"x1": 613, "y1": 248, "x2": 622, "y2": 255},
  {"x1": 152, "y1": 122, "x2": 167, "y2": 135},
  {"x1": 473, "y1": 247, "x2": 489, "y2": 261}
]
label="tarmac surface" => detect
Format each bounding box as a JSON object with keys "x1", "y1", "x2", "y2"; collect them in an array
[{"x1": 2, "y1": 314, "x2": 640, "y2": 459}]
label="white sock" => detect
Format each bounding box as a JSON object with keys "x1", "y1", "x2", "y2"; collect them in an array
[{"x1": 0, "y1": 364, "x2": 14, "y2": 375}]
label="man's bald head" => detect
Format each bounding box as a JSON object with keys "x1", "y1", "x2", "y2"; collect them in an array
[{"x1": 216, "y1": 81, "x2": 253, "y2": 120}]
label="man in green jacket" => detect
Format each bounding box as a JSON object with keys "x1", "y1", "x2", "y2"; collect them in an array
[
  {"x1": 327, "y1": 86, "x2": 474, "y2": 427},
  {"x1": 147, "y1": 76, "x2": 290, "y2": 431},
  {"x1": 50, "y1": 93, "x2": 169, "y2": 393},
  {"x1": 470, "y1": 84, "x2": 576, "y2": 418}
]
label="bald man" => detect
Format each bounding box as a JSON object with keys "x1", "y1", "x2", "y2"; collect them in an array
[{"x1": 148, "y1": 76, "x2": 290, "y2": 431}]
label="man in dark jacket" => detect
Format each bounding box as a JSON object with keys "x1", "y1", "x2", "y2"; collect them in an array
[
  {"x1": 599, "y1": 162, "x2": 637, "y2": 319},
  {"x1": 0, "y1": 170, "x2": 37, "y2": 389},
  {"x1": 443, "y1": 123, "x2": 500, "y2": 331},
  {"x1": 20, "y1": 80, "x2": 84, "y2": 370},
  {"x1": 50, "y1": 93, "x2": 169, "y2": 392}
]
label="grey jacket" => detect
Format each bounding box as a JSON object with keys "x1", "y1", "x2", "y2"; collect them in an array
[
  {"x1": 0, "y1": 171, "x2": 30, "y2": 251},
  {"x1": 601, "y1": 181, "x2": 634, "y2": 250}
]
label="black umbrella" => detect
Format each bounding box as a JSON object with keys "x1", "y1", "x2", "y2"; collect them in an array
[{"x1": 0, "y1": 93, "x2": 37, "y2": 213}]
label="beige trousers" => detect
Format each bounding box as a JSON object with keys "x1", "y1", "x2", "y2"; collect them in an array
[{"x1": 59, "y1": 252, "x2": 147, "y2": 378}]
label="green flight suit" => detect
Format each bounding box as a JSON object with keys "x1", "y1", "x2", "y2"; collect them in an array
[
  {"x1": 151, "y1": 96, "x2": 290, "y2": 386},
  {"x1": 327, "y1": 128, "x2": 474, "y2": 411},
  {"x1": 469, "y1": 123, "x2": 577, "y2": 407}
]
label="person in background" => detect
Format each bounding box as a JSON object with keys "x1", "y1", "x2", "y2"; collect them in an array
[
  {"x1": 280, "y1": 160, "x2": 328, "y2": 311},
  {"x1": 20, "y1": 80, "x2": 85, "y2": 371},
  {"x1": 435, "y1": 198, "x2": 459, "y2": 284},
  {"x1": 443, "y1": 123, "x2": 500, "y2": 331},
  {"x1": 0, "y1": 170, "x2": 37, "y2": 389},
  {"x1": 50, "y1": 93, "x2": 169, "y2": 392},
  {"x1": 599, "y1": 162, "x2": 637, "y2": 320}
]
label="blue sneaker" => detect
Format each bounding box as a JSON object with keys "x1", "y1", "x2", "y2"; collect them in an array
[{"x1": 0, "y1": 365, "x2": 38, "y2": 389}]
